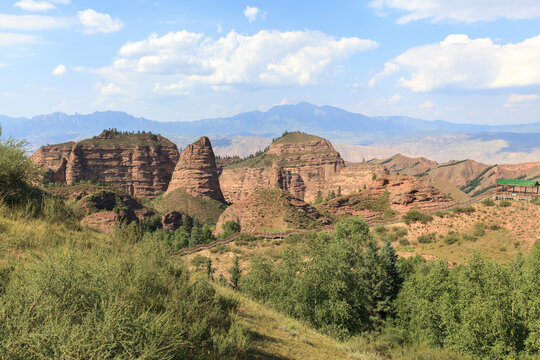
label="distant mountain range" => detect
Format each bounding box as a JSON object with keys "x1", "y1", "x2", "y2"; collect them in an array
[{"x1": 1, "y1": 102, "x2": 540, "y2": 163}]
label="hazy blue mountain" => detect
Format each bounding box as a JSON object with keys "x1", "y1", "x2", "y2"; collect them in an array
[{"x1": 1, "y1": 102, "x2": 540, "y2": 161}]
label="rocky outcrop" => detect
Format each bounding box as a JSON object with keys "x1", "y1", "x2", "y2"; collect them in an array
[
  {"x1": 321, "y1": 175, "x2": 453, "y2": 220},
  {"x1": 215, "y1": 188, "x2": 330, "y2": 235},
  {"x1": 31, "y1": 131, "x2": 179, "y2": 198},
  {"x1": 30, "y1": 142, "x2": 74, "y2": 184},
  {"x1": 219, "y1": 132, "x2": 345, "y2": 203},
  {"x1": 162, "y1": 211, "x2": 184, "y2": 231},
  {"x1": 166, "y1": 137, "x2": 225, "y2": 202},
  {"x1": 81, "y1": 211, "x2": 119, "y2": 233}
]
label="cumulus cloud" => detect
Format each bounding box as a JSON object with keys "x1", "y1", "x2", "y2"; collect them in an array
[
  {"x1": 52, "y1": 64, "x2": 66, "y2": 75},
  {"x1": 370, "y1": 34, "x2": 540, "y2": 92},
  {"x1": 244, "y1": 6, "x2": 259, "y2": 22},
  {"x1": 419, "y1": 101, "x2": 434, "y2": 108},
  {"x1": 14, "y1": 0, "x2": 55, "y2": 12},
  {"x1": 101, "y1": 83, "x2": 125, "y2": 96},
  {"x1": 0, "y1": 32, "x2": 40, "y2": 46},
  {"x1": 370, "y1": 0, "x2": 540, "y2": 23},
  {"x1": 78, "y1": 9, "x2": 123, "y2": 34},
  {"x1": 99, "y1": 29, "x2": 377, "y2": 94},
  {"x1": 0, "y1": 14, "x2": 73, "y2": 30}
]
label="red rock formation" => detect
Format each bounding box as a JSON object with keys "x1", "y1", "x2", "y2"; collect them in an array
[
  {"x1": 81, "y1": 211, "x2": 119, "y2": 233},
  {"x1": 30, "y1": 132, "x2": 179, "y2": 198},
  {"x1": 166, "y1": 136, "x2": 225, "y2": 202},
  {"x1": 219, "y1": 133, "x2": 345, "y2": 203},
  {"x1": 321, "y1": 175, "x2": 453, "y2": 220}
]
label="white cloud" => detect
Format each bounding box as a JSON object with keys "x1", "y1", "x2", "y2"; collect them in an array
[
  {"x1": 388, "y1": 93, "x2": 401, "y2": 103},
  {"x1": 244, "y1": 6, "x2": 259, "y2": 22},
  {"x1": 0, "y1": 62, "x2": 5, "y2": 68},
  {"x1": 52, "y1": 64, "x2": 66, "y2": 75},
  {"x1": 217, "y1": 24, "x2": 223, "y2": 33},
  {"x1": 370, "y1": 0, "x2": 540, "y2": 23},
  {"x1": 0, "y1": 32, "x2": 40, "y2": 46},
  {"x1": 100, "y1": 29, "x2": 377, "y2": 94},
  {"x1": 508, "y1": 94, "x2": 540, "y2": 103},
  {"x1": 370, "y1": 34, "x2": 540, "y2": 92},
  {"x1": 78, "y1": 9, "x2": 123, "y2": 34},
  {"x1": 420, "y1": 101, "x2": 434, "y2": 108},
  {"x1": 0, "y1": 14, "x2": 73, "y2": 30},
  {"x1": 101, "y1": 82, "x2": 125, "y2": 96},
  {"x1": 14, "y1": 0, "x2": 55, "y2": 12}
]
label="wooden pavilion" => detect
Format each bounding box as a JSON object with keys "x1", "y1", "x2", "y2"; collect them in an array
[{"x1": 495, "y1": 179, "x2": 540, "y2": 200}]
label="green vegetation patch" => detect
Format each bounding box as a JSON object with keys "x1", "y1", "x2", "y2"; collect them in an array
[{"x1": 153, "y1": 188, "x2": 227, "y2": 224}]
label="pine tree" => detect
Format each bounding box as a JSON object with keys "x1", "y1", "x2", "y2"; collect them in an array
[
  {"x1": 229, "y1": 256, "x2": 241, "y2": 290},
  {"x1": 378, "y1": 241, "x2": 403, "y2": 319},
  {"x1": 206, "y1": 257, "x2": 215, "y2": 281}
]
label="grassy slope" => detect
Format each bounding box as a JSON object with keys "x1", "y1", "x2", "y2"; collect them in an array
[
  {"x1": 152, "y1": 188, "x2": 227, "y2": 224},
  {"x1": 431, "y1": 178, "x2": 470, "y2": 203},
  {"x1": 388, "y1": 200, "x2": 540, "y2": 264},
  {"x1": 216, "y1": 285, "x2": 369, "y2": 360},
  {"x1": 233, "y1": 188, "x2": 325, "y2": 232}
]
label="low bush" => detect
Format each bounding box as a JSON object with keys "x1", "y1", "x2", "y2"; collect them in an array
[
  {"x1": 451, "y1": 206, "x2": 475, "y2": 214},
  {"x1": 499, "y1": 200, "x2": 512, "y2": 207},
  {"x1": 473, "y1": 222, "x2": 486, "y2": 236},
  {"x1": 417, "y1": 233, "x2": 436, "y2": 244},
  {"x1": 403, "y1": 210, "x2": 433, "y2": 225},
  {"x1": 482, "y1": 198, "x2": 495, "y2": 206},
  {"x1": 444, "y1": 234, "x2": 460, "y2": 245}
]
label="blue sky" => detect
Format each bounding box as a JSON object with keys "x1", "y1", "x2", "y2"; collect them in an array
[{"x1": 2, "y1": 0, "x2": 540, "y2": 124}]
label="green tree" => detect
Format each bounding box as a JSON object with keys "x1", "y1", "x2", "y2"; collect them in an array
[
  {"x1": 229, "y1": 256, "x2": 241, "y2": 290},
  {"x1": 314, "y1": 190, "x2": 323, "y2": 204},
  {"x1": 221, "y1": 219, "x2": 241, "y2": 238},
  {"x1": 206, "y1": 257, "x2": 215, "y2": 281}
]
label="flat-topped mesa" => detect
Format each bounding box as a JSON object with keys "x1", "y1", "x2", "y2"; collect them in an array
[
  {"x1": 31, "y1": 131, "x2": 179, "y2": 198},
  {"x1": 166, "y1": 136, "x2": 225, "y2": 202},
  {"x1": 219, "y1": 132, "x2": 345, "y2": 203}
]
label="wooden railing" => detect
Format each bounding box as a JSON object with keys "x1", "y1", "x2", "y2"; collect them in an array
[{"x1": 172, "y1": 191, "x2": 499, "y2": 257}]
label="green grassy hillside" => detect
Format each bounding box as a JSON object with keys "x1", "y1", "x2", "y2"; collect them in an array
[{"x1": 153, "y1": 188, "x2": 227, "y2": 224}]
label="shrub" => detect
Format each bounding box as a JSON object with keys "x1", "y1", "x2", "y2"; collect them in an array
[
  {"x1": 221, "y1": 219, "x2": 241, "y2": 238},
  {"x1": 473, "y1": 222, "x2": 486, "y2": 237},
  {"x1": 417, "y1": 233, "x2": 436, "y2": 244},
  {"x1": 482, "y1": 198, "x2": 495, "y2": 206},
  {"x1": 444, "y1": 234, "x2": 460, "y2": 245},
  {"x1": 451, "y1": 206, "x2": 475, "y2": 214},
  {"x1": 0, "y1": 135, "x2": 39, "y2": 205},
  {"x1": 0, "y1": 241, "x2": 247, "y2": 358},
  {"x1": 462, "y1": 234, "x2": 477, "y2": 242},
  {"x1": 499, "y1": 200, "x2": 512, "y2": 207},
  {"x1": 403, "y1": 210, "x2": 433, "y2": 225},
  {"x1": 375, "y1": 225, "x2": 388, "y2": 234}
]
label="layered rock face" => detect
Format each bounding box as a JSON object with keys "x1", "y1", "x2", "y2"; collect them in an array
[
  {"x1": 30, "y1": 142, "x2": 74, "y2": 184},
  {"x1": 31, "y1": 131, "x2": 179, "y2": 198},
  {"x1": 219, "y1": 133, "x2": 345, "y2": 203},
  {"x1": 166, "y1": 136, "x2": 225, "y2": 202},
  {"x1": 321, "y1": 175, "x2": 453, "y2": 221}
]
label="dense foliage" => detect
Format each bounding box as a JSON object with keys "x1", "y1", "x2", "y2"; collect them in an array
[
  {"x1": 116, "y1": 215, "x2": 215, "y2": 252},
  {"x1": 241, "y1": 217, "x2": 403, "y2": 338},
  {"x1": 241, "y1": 216, "x2": 540, "y2": 359},
  {"x1": 0, "y1": 241, "x2": 247, "y2": 359}
]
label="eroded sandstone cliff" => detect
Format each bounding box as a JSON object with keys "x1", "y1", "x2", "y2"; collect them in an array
[
  {"x1": 166, "y1": 136, "x2": 225, "y2": 202},
  {"x1": 31, "y1": 131, "x2": 179, "y2": 198}
]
